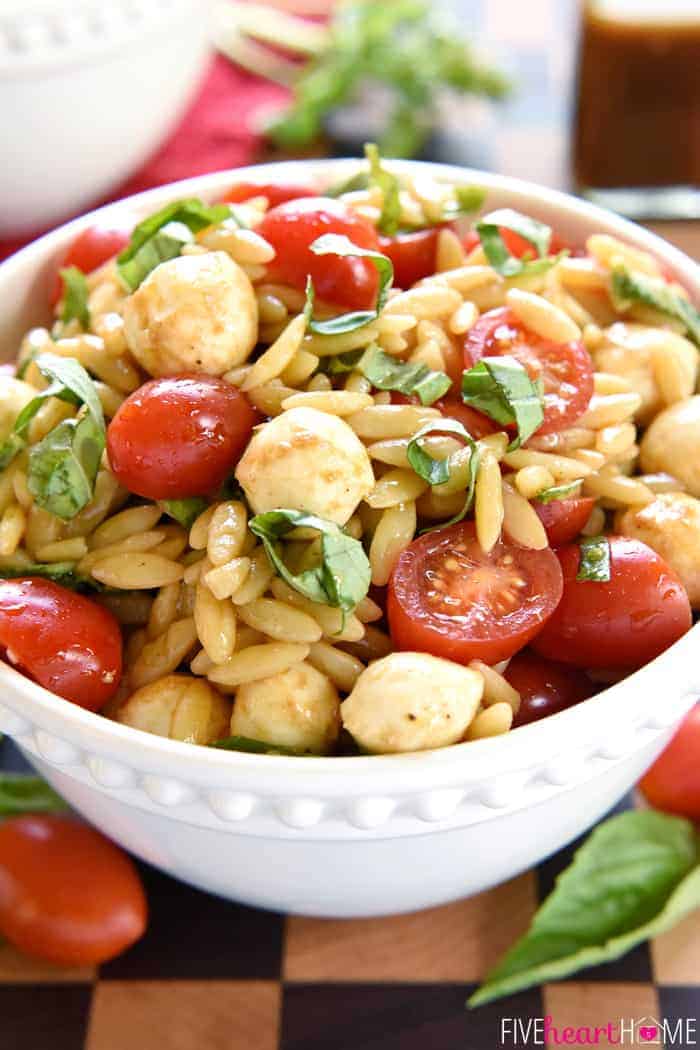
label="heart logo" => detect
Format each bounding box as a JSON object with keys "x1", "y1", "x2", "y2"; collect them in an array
[{"x1": 639, "y1": 1026, "x2": 658, "y2": 1042}]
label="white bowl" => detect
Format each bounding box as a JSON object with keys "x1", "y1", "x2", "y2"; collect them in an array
[
  {"x1": 0, "y1": 0, "x2": 212, "y2": 237},
  {"x1": 0, "y1": 160, "x2": 698, "y2": 917}
]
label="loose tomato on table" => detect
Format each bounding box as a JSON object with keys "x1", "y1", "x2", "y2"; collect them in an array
[
  {"x1": 532, "y1": 536, "x2": 692, "y2": 670},
  {"x1": 463, "y1": 307, "x2": 594, "y2": 434},
  {"x1": 50, "y1": 224, "x2": 131, "y2": 305},
  {"x1": 378, "y1": 227, "x2": 444, "y2": 289},
  {"x1": 506, "y1": 650, "x2": 594, "y2": 727},
  {"x1": 257, "y1": 197, "x2": 381, "y2": 310},
  {"x1": 0, "y1": 578, "x2": 122, "y2": 710},
  {"x1": 387, "y1": 521, "x2": 563, "y2": 666},
  {"x1": 220, "y1": 182, "x2": 316, "y2": 208},
  {"x1": 0, "y1": 815, "x2": 146, "y2": 965},
  {"x1": 533, "y1": 496, "x2": 596, "y2": 547},
  {"x1": 107, "y1": 375, "x2": 259, "y2": 500},
  {"x1": 639, "y1": 705, "x2": 700, "y2": 820}
]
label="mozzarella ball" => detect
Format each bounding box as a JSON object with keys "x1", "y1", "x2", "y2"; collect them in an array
[
  {"x1": 117, "y1": 673, "x2": 231, "y2": 744},
  {"x1": 341, "y1": 651, "x2": 484, "y2": 754},
  {"x1": 230, "y1": 661, "x2": 340, "y2": 754},
  {"x1": 640, "y1": 396, "x2": 700, "y2": 497},
  {"x1": 0, "y1": 376, "x2": 37, "y2": 443},
  {"x1": 122, "y1": 251, "x2": 257, "y2": 378},
  {"x1": 616, "y1": 493, "x2": 700, "y2": 607},
  {"x1": 235, "y1": 406, "x2": 374, "y2": 525},
  {"x1": 592, "y1": 322, "x2": 697, "y2": 424}
]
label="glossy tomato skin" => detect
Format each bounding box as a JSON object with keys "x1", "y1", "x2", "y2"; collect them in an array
[
  {"x1": 506, "y1": 650, "x2": 593, "y2": 727},
  {"x1": 0, "y1": 815, "x2": 147, "y2": 965},
  {"x1": 534, "y1": 497, "x2": 596, "y2": 547},
  {"x1": 378, "y1": 227, "x2": 443, "y2": 289},
  {"x1": 462, "y1": 229, "x2": 576, "y2": 258},
  {"x1": 51, "y1": 225, "x2": 131, "y2": 305},
  {"x1": 434, "y1": 399, "x2": 498, "y2": 440},
  {"x1": 463, "y1": 307, "x2": 594, "y2": 434},
  {"x1": 532, "y1": 536, "x2": 692, "y2": 670},
  {"x1": 387, "y1": 521, "x2": 563, "y2": 665},
  {"x1": 107, "y1": 375, "x2": 259, "y2": 500},
  {"x1": 221, "y1": 182, "x2": 316, "y2": 208},
  {"x1": 258, "y1": 197, "x2": 381, "y2": 309},
  {"x1": 0, "y1": 579, "x2": 122, "y2": 710},
  {"x1": 639, "y1": 705, "x2": 700, "y2": 820}
]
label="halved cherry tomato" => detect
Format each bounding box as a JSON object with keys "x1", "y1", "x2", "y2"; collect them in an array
[
  {"x1": 532, "y1": 536, "x2": 692, "y2": 670},
  {"x1": 220, "y1": 182, "x2": 316, "y2": 208},
  {"x1": 639, "y1": 705, "x2": 700, "y2": 820},
  {"x1": 463, "y1": 229, "x2": 575, "y2": 258},
  {"x1": 506, "y1": 650, "x2": 594, "y2": 727},
  {"x1": 378, "y1": 227, "x2": 442, "y2": 289},
  {"x1": 107, "y1": 375, "x2": 259, "y2": 500},
  {"x1": 434, "y1": 399, "x2": 498, "y2": 440},
  {"x1": 463, "y1": 307, "x2": 594, "y2": 434},
  {"x1": 0, "y1": 815, "x2": 146, "y2": 965},
  {"x1": 50, "y1": 224, "x2": 131, "y2": 305},
  {"x1": 0, "y1": 578, "x2": 122, "y2": 710},
  {"x1": 533, "y1": 496, "x2": 596, "y2": 547},
  {"x1": 387, "y1": 521, "x2": 563, "y2": 665},
  {"x1": 258, "y1": 197, "x2": 381, "y2": 309}
]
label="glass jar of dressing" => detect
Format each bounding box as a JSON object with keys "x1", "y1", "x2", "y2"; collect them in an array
[{"x1": 573, "y1": 0, "x2": 700, "y2": 219}]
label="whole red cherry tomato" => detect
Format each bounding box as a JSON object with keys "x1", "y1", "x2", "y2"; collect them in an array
[
  {"x1": 221, "y1": 182, "x2": 316, "y2": 208},
  {"x1": 531, "y1": 536, "x2": 692, "y2": 670},
  {"x1": 639, "y1": 705, "x2": 700, "y2": 820},
  {"x1": 0, "y1": 815, "x2": 147, "y2": 965},
  {"x1": 534, "y1": 496, "x2": 596, "y2": 547},
  {"x1": 258, "y1": 197, "x2": 381, "y2": 309},
  {"x1": 50, "y1": 224, "x2": 131, "y2": 305},
  {"x1": 387, "y1": 521, "x2": 563, "y2": 665},
  {"x1": 107, "y1": 375, "x2": 259, "y2": 500},
  {"x1": 0, "y1": 579, "x2": 122, "y2": 710},
  {"x1": 378, "y1": 227, "x2": 443, "y2": 289},
  {"x1": 506, "y1": 650, "x2": 594, "y2": 727}
]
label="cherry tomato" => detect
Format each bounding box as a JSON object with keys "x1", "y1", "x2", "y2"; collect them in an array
[
  {"x1": 0, "y1": 815, "x2": 146, "y2": 965},
  {"x1": 533, "y1": 496, "x2": 596, "y2": 547},
  {"x1": 463, "y1": 307, "x2": 594, "y2": 434},
  {"x1": 258, "y1": 197, "x2": 381, "y2": 309},
  {"x1": 434, "y1": 398, "x2": 498, "y2": 440},
  {"x1": 50, "y1": 224, "x2": 131, "y2": 305},
  {"x1": 639, "y1": 705, "x2": 700, "y2": 820},
  {"x1": 387, "y1": 521, "x2": 563, "y2": 665},
  {"x1": 463, "y1": 229, "x2": 575, "y2": 258},
  {"x1": 531, "y1": 536, "x2": 692, "y2": 670},
  {"x1": 506, "y1": 650, "x2": 593, "y2": 727},
  {"x1": 220, "y1": 182, "x2": 316, "y2": 208},
  {"x1": 107, "y1": 375, "x2": 259, "y2": 500},
  {"x1": 378, "y1": 227, "x2": 443, "y2": 289},
  {"x1": 0, "y1": 579, "x2": 122, "y2": 710}
]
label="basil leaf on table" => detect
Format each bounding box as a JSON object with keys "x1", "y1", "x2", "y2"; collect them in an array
[
  {"x1": 304, "y1": 234, "x2": 394, "y2": 336},
  {"x1": 535, "y1": 480, "x2": 583, "y2": 504},
  {"x1": 476, "y1": 208, "x2": 555, "y2": 277},
  {"x1": 211, "y1": 735, "x2": 310, "y2": 756},
  {"x1": 365, "y1": 142, "x2": 401, "y2": 236},
  {"x1": 59, "y1": 266, "x2": 90, "y2": 329},
  {"x1": 577, "y1": 535, "x2": 611, "y2": 582},
  {"x1": 162, "y1": 497, "x2": 209, "y2": 530},
  {"x1": 461, "y1": 355, "x2": 544, "y2": 449},
  {"x1": 0, "y1": 774, "x2": 67, "y2": 817},
  {"x1": 355, "y1": 344, "x2": 451, "y2": 405},
  {"x1": 249, "y1": 509, "x2": 371, "y2": 612},
  {"x1": 610, "y1": 265, "x2": 700, "y2": 348},
  {"x1": 469, "y1": 810, "x2": 700, "y2": 1007},
  {"x1": 407, "y1": 418, "x2": 481, "y2": 530},
  {"x1": 117, "y1": 198, "x2": 232, "y2": 291}
]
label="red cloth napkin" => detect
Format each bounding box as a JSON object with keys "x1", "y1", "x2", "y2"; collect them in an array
[{"x1": 0, "y1": 55, "x2": 288, "y2": 262}]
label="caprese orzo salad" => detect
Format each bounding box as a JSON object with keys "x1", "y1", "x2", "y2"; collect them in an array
[{"x1": 0, "y1": 146, "x2": 698, "y2": 755}]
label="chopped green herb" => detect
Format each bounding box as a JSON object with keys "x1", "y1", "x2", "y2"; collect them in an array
[
  {"x1": 325, "y1": 171, "x2": 371, "y2": 198},
  {"x1": 577, "y1": 535, "x2": 611, "y2": 582},
  {"x1": 162, "y1": 497, "x2": 209, "y2": 530},
  {"x1": 476, "y1": 208, "x2": 557, "y2": 277},
  {"x1": 0, "y1": 773, "x2": 68, "y2": 817},
  {"x1": 303, "y1": 235, "x2": 394, "y2": 336},
  {"x1": 461, "y1": 355, "x2": 544, "y2": 449},
  {"x1": 211, "y1": 735, "x2": 310, "y2": 756},
  {"x1": 365, "y1": 143, "x2": 401, "y2": 235},
  {"x1": 610, "y1": 265, "x2": 700, "y2": 347},
  {"x1": 440, "y1": 185, "x2": 487, "y2": 221},
  {"x1": 407, "y1": 418, "x2": 481, "y2": 530},
  {"x1": 59, "y1": 266, "x2": 90, "y2": 329},
  {"x1": 355, "y1": 344, "x2": 451, "y2": 404},
  {"x1": 535, "y1": 481, "x2": 583, "y2": 504}
]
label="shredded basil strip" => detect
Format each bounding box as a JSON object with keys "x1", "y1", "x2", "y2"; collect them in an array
[
  {"x1": 304, "y1": 235, "x2": 394, "y2": 336},
  {"x1": 461, "y1": 355, "x2": 544, "y2": 449},
  {"x1": 0, "y1": 773, "x2": 68, "y2": 817},
  {"x1": 117, "y1": 198, "x2": 232, "y2": 291},
  {"x1": 610, "y1": 265, "x2": 700, "y2": 347},
  {"x1": 535, "y1": 481, "x2": 583, "y2": 504},
  {"x1": 211, "y1": 735, "x2": 310, "y2": 756},
  {"x1": 249, "y1": 509, "x2": 371, "y2": 612},
  {"x1": 59, "y1": 266, "x2": 90, "y2": 328},
  {"x1": 0, "y1": 559, "x2": 86, "y2": 589},
  {"x1": 325, "y1": 171, "x2": 370, "y2": 198},
  {"x1": 354, "y1": 344, "x2": 451, "y2": 404},
  {"x1": 476, "y1": 208, "x2": 555, "y2": 277},
  {"x1": 407, "y1": 418, "x2": 481, "y2": 531},
  {"x1": 440, "y1": 184, "x2": 487, "y2": 221},
  {"x1": 365, "y1": 143, "x2": 401, "y2": 236},
  {"x1": 162, "y1": 497, "x2": 208, "y2": 530},
  {"x1": 577, "y1": 535, "x2": 611, "y2": 582}
]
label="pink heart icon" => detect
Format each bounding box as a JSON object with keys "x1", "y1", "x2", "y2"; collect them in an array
[{"x1": 639, "y1": 1026, "x2": 658, "y2": 1042}]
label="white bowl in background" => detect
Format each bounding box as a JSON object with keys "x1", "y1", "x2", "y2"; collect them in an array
[
  {"x1": 0, "y1": 160, "x2": 698, "y2": 917},
  {"x1": 0, "y1": 0, "x2": 212, "y2": 237}
]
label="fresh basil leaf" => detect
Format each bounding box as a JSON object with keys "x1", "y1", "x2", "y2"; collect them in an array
[
  {"x1": 162, "y1": 497, "x2": 208, "y2": 530},
  {"x1": 535, "y1": 481, "x2": 583, "y2": 504},
  {"x1": 476, "y1": 208, "x2": 554, "y2": 277},
  {"x1": 28, "y1": 413, "x2": 105, "y2": 520},
  {"x1": 0, "y1": 773, "x2": 68, "y2": 817},
  {"x1": 211, "y1": 735, "x2": 309, "y2": 756},
  {"x1": 356, "y1": 344, "x2": 451, "y2": 405},
  {"x1": 610, "y1": 266, "x2": 700, "y2": 347},
  {"x1": 0, "y1": 559, "x2": 85, "y2": 588},
  {"x1": 440, "y1": 185, "x2": 487, "y2": 221},
  {"x1": 59, "y1": 266, "x2": 90, "y2": 328},
  {"x1": 365, "y1": 142, "x2": 401, "y2": 235},
  {"x1": 577, "y1": 535, "x2": 611, "y2": 582},
  {"x1": 320, "y1": 349, "x2": 366, "y2": 375},
  {"x1": 461, "y1": 355, "x2": 544, "y2": 449},
  {"x1": 305, "y1": 234, "x2": 394, "y2": 336},
  {"x1": 407, "y1": 418, "x2": 481, "y2": 530},
  {"x1": 469, "y1": 810, "x2": 700, "y2": 1007},
  {"x1": 249, "y1": 509, "x2": 371, "y2": 612},
  {"x1": 117, "y1": 198, "x2": 231, "y2": 291},
  {"x1": 325, "y1": 171, "x2": 370, "y2": 198}
]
